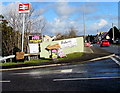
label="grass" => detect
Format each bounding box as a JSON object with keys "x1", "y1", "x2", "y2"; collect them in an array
[{"x1": 0, "y1": 52, "x2": 83, "y2": 66}]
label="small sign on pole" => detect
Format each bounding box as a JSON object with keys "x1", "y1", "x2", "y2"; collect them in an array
[
  {"x1": 18, "y1": 3, "x2": 30, "y2": 52},
  {"x1": 19, "y1": 3, "x2": 30, "y2": 13}
]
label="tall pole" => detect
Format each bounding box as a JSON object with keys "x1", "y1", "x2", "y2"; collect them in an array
[
  {"x1": 22, "y1": 13, "x2": 25, "y2": 52},
  {"x1": 83, "y1": 11, "x2": 86, "y2": 42},
  {"x1": 112, "y1": 23, "x2": 114, "y2": 43}
]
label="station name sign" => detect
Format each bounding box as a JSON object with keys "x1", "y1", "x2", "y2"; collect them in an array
[{"x1": 59, "y1": 38, "x2": 77, "y2": 49}]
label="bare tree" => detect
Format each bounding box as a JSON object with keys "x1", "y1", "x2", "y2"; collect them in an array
[
  {"x1": 3, "y1": 3, "x2": 47, "y2": 53},
  {"x1": 68, "y1": 27, "x2": 78, "y2": 38},
  {"x1": 55, "y1": 27, "x2": 78, "y2": 40}
]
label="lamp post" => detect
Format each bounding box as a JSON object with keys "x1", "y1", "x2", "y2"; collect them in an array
[{"x1": 83, "y1": 9, "x2": 86, "y2": 42}]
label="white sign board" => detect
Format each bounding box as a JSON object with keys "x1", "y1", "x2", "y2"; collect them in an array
[
  {"x1": 59, "y1": 38, "x2": 77, "y2": 49},
  {"x1": 29, "y1": 43, "x2": 39, "y2": 53}
]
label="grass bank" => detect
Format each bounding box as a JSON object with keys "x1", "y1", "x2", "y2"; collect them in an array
[{"x1": 0, "y1": 52, "x2": 83, "y2": 66}]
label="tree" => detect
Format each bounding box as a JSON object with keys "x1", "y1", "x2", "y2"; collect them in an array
[
  {"x1": 68, "y1": 27, "x2": 78, "y2": 38},
  {"x1": 55, "y1": 27, "x2": 78, "y2": 40},
  {"x1": 1, "y1": 15, "x2": 20, "y2": 56},
  {"x1": 3, "y1": 3, "x2": 47, "y2": 53}
]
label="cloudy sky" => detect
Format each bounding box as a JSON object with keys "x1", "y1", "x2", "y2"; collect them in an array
[{"x1": 1, "y1": 0, "x2": 119, "y2": 36}]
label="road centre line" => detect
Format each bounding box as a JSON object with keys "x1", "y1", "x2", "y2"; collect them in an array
[
  {"x1": 53, "y1": 77, "x2": 120, "y2": 81},
  {"x1": 61, "y1": 69, "x2": 72, "y2": 73},
  {"x1": 0, "y1": 80, "x2": 10, "y2": 83},
  {"x1": 111, "y1": 57, "x2": 120, "y2": 66}
]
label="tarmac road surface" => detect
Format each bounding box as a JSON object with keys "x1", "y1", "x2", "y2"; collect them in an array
[
  {"x1": 1, "y1": 57, "x2": 120, "y2": 92},
  {"x1": 1, "y1": 45, "x2": 120, "y2": 92}
]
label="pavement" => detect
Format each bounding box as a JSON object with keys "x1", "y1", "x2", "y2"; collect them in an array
[{"x1": 0, "y1": 46, "x2": 115, "y2": 71}]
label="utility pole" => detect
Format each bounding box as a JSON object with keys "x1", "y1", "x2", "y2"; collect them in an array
[
  {"x1": 83, "y1": 10, "x2": 86, "y2": 42},
  {"x1": 112, "y1": 23, "x2": 115, "y2": 43}
]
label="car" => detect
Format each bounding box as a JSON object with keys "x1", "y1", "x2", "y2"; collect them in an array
[
  {"x1": 100, "y1": 40, "x2": 110, "y2": 47},
  {"x1": 84, "y1": 42, "x2": 91, "y2": 47},
  {"x1": 96, "y1": 41, "x2": 100, "y2": 44}
]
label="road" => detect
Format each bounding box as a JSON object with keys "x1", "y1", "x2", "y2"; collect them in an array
[
  {"x1": 1, "y1": 44, "x2": 120, "y2": 92},
  {"x1": 94, "y1": 44, "x2": 120, "y2": 55}
]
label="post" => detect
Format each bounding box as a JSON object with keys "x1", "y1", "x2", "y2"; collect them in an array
[
  {"x1": 22, "y1": 13, "x2": 25, "y2": 52},
  {"x1": 83, "y1": 11, "x2": 86, "y2": 42},
  {"x1": 112, "y1": 23, "x2": 114, "y2": 43}
]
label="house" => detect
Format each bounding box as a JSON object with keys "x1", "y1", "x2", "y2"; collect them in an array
[{"x1": 94, "y1": 26, "x2": 120, "y2": 44}]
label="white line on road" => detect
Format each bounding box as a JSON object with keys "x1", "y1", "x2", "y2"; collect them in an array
[
  {"x1": 115, "y1": 55, "x2": 120, "y2": 60},
  {"x1": 90, "y1": 48, "x2": 94, "y2": 53},
  {"x1": 111, "y1": 57, "x2": 120, "y2": 66},
  {"x1": 0, "y1": 64, "x2": 63, "y2": 71},
  {"x1": 53, "y1": 77, "x2": 120, "y2": 81},
  {"x1": 61, "y1": 69, "x2": 72, "y2": 73},
  {"x1": 89, "y1": 54, "x2": 115, "y2": 62},
  {"x1": 0, "y1": 80, "x2": 10, "y2": 83}
]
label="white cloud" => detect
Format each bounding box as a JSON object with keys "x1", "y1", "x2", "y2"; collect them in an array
[
  {"x1": 98, "y1": 19, "x2": 108, "y2": 27},
  {"x1": 89, "y1": 19, "x2": 108, "y2": 31},
  {"x1": 0, "y1": 2, "x2": 2, "y2": 15},
  {"x1": 79, "y1": 4, "x2": 97, "y2": 14},
  {"x1": 54, "y1": 2, "x2": 76, "y2": 19},
  {"x1": 2, "y1": 2, "x2": 20, "y2": 16},
  {"x1": 53, "y1": 2, "x2": 98, "y2": 20},
  {"x1": 44, "y1": 17, "x2": 84, "y2": 35}
]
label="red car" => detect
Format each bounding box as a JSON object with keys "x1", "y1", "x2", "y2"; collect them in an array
[
  {"x1": 100, "y1": 40, "x2": 110, "y2": 47},
  {"x1": 84, "y1": 42, "x2": 91, "y2": 47}
]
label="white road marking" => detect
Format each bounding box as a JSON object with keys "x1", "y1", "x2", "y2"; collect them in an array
[
  {"x1": 61, "y1": 69, "x2": 72, "y2": 73},
  {"x1": 53, "y1": 77, "x2": 120, "y2": 81},
  {"x1": 111, "y1": 57, "x2": 120, "y2": 66},
  {"x1": 0, "y1": 80, "x2": 10, "y2": 83},
  {"x1": 89, "y1": 54, "x2": 115, "y2": 62},
  {"x1": 13, "y1": 73, "x2": 30, "y2": 75},
  {"x1": 0, "y1": 64, "x2": 63, "y2": 71},
  {"x1": 90, "y1": 48, "x2": 94, "y2": 53},
  {"x1": 115, "y1": 55, "x2": 120, "y2": 60}
]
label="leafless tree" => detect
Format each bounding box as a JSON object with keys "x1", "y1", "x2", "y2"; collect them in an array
[
  {"x1": 3, "y1": 3, "x2": 47, "y2": 53},
  {"x1": 55, "y1": 27, "x2": 78, "y2": 40}
]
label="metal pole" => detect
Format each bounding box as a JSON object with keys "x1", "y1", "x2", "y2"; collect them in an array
[
  {"x1": 112, "y1": 23, "x2": 114, "y2": 43},
  {"x1": 83, "y1": 11, "x2": 86, "y2": 42},
  {"x1": 22, "y1": 13, "x2": 25, "y2": 52}
]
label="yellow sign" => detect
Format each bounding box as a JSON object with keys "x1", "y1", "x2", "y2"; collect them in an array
[
  {"x1": 29, "y1": 40, "x2": 42, "y2": 43},
  {"x1": 46, "y1": 44, "x2": 60, "y2": 50}
]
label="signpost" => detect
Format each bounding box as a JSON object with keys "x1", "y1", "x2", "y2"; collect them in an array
[
  {"x1": 19, "y1": 4, "x2": 30, "y2": 13},
  {"x1": 18, "y1": 3, "x2": 30, "y2": 52}
]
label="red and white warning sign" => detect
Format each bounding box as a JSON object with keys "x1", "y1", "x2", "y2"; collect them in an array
[{"x1": 19, "y1": 3, "x2": 30, "y2": 13}]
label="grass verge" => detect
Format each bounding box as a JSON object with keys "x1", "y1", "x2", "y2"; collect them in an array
[{"x1": 0, "y1": 52, "x2": 83, "y2": 66}]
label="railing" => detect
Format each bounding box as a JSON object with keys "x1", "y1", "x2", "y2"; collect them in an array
[{"x1": 0, "y1": 53, "x2": 40, "y2": 63}]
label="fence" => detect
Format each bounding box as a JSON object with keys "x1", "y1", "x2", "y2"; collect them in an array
[{"x1": 0, "y1": 53, "x2": 40, "y2": 63}]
